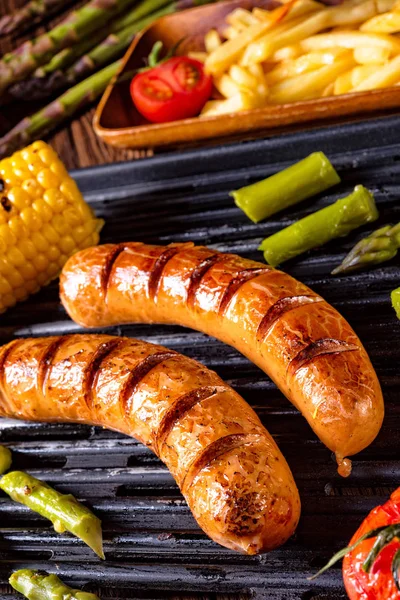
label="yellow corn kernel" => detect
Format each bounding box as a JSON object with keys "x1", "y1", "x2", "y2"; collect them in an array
[
  {"x1": 32, "y1": 198, "x2": 53, "y2": 222},
  {"x1": 22, "y1": 179, "x2": 44, "y2": 199},
  {"x1": 0, "y1": 141, "x2": 103, "y2": 313},
  {"x1": 37, "y1": 168, "x2": 60, "y2": 189},
  {"x1": 44, "y1": 189, "x2": 68, "y2": 213},
  {"x1": 19, "y1": 239, "x2": 37, "y2": 260},
  {"x1": 8, "y1": 188, "x2": 31, "y2": 211},
  {"x1": 32, "y1": 254, "x2": 48, "y2": 272}
]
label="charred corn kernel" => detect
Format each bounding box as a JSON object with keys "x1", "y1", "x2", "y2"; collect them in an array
[{"x1": 0, "y1": 141, "x2": 104, "y2": 314}]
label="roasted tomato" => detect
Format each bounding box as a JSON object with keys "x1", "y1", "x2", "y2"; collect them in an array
[
  {"x1": 130, "y1": 56, "x2": 212, "y2": 123},
  {"x1": 343, "y1": 488, "x2": 400, "y2": 600},
  {"x1": 313, "y1": 488, "x2": 400, "y2": 600}
]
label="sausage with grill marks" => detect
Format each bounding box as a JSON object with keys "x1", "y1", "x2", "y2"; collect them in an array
[
  {"x1": 0, "y1": 334, "x2": 300, "y2": 555},
  {"x1": 60, "y1": 242, "x2": 385, "y2": 476}
]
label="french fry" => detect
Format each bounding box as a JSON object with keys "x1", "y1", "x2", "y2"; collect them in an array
[
  {"x1": 222, "y1": 26, "x2": 240, "y2": 40},
  {"x1": 271, "y1": 43, "x2": 303, "y2": 61},
  {"x1": 350, "y1": 64, "x2": 378, "y2": 86},
  {"x1": 214, "y1": 74, "x2": 241, "y2": 98},
  {"x1": 240, "y1": 17, "x2": 306, "y2": 65},
  {"x1": 226, "y1": 8, "x2": 260, "y2": 29},
  {"x1": 376, "y1": 0, "x2": 398, "y2": 11},
  {"x1": 333, "y1": 69, "x2": 354, "y2": 94},
  {"x1": 268, "y1": 56, "x2": 355, "y2": 103},
  {"x1": 229, "y1": 64, "x2": 259, "y2": 88},
  {"x1": 265, "y1": 48, "x2": 348, "y2": 84},
  {"x1": 205, "y1": 2, "x2": 294, "y2": 75},
  {"x1": 200, "y1": 90, "x2": 261, "y2": 117},
  {"x1": 354, "y1": 53, "x2": 400, "y2": 90},
  {"x1": 327, "y1": 0, "x2": 377, "y2": 27},
  {"x1": 322, "y1": 81, "x2": 335, "y2": 96},
  {"x1": 360, "y1": 11, "x2": 400, "y2": 32},
  {"x1": 301, "y1": 31, "x2": 400, "y2": 53},
  {"x1": 205, "y1": 29, "x2": 222, "y2": 53},
  {"x1": 252, "y1": 0, "x2": 320, "y2": 24},
  {"x1": 353, "y1": 46, "x2": 391, "y2": 63},
  {"x1": 188, "y1": 52, "x2": 208, "y2": 63}
]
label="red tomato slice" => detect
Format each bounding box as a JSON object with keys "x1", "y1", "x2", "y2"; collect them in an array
[
  {"x1": 343, "y1": 488, "x2": 400, "y2": 600},
  {"x1": 130, "y1": 57, "x2": 212, "y2": 124}
]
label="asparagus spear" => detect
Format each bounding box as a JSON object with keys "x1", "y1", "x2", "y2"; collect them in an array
[
  {"x1": 0, "y1": 471, "x2": 104, "y2": 558},
  {"x1": 7, "y1": 0, "x2": 208, "y2": 102},
  {"x1": 231, "y1": 152, "x2": 340, "y2": 223},
  {"x1": 332, "y1": 222, "x2": 400, "y2": 275},
  {"x1": 0, "y1": 0, "x2": 135, "y2": 96},
  {"x1": 0, "y1": 445, "x2": 12, "y2": 474},
  {"x1": 10, "y1": 570, "x2": 99, "y2": 600},
  {"x1": 0, "y1": 0, "x2": 76, "y2": 38},
  {"x1": 62, "y1": 5, "x2": 175, "y2": 86},
  {"x1": 259, "y1": 185, "x2": 379, "y2": 267},
  {"x1": 392, "y1": 288, "x2": 400, "y2": 319},
  {"x1": 0, "y1": 60, "x2": 121, "y2": 159}
]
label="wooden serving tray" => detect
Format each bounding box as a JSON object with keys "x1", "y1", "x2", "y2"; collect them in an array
[{"x1": 93, "y1": 0, "x2": 400, "y2": 150}]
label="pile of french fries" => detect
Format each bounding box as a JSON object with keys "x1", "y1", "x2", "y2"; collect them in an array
[{"x1": 191, "y1": 0, "x2": 400, "y2": 116}]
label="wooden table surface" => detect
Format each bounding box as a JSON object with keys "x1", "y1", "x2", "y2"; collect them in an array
[{"x1": 0, "y1": 0, "x2": 155, "y2": 169}]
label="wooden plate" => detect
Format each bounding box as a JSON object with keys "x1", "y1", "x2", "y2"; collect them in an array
[{"x1": 93, "y1": 0, "x2": 400, "y2": 150}]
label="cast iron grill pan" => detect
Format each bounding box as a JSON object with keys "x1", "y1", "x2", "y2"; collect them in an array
[{"x1": 1, "y1": 115, "x2": 399, "y2": 600}]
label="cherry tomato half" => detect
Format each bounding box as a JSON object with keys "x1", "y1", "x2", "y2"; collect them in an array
[
  {"x1": 130, "y1": 56, "x2": 212, "y2": 124},
  {"x1": 343, "y1": 488, "x2": 400, "y2": 600}
]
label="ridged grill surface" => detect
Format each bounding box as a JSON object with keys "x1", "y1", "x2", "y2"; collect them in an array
[{"x1": 1, "y1": 116, "x2": 400, "y2": 600}]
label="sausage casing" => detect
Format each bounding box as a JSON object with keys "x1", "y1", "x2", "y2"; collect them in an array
[
  {"x1": 60, "y1": 242, "x2": 384, "y2": 475},
  {"x1": 0, "y1": 334, "x2": 300, "y2": 554}
]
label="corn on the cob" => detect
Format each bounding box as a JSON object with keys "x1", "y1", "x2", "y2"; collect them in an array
[{"x1": 0, "y1": 141, "x2": 103, "y2": 313}]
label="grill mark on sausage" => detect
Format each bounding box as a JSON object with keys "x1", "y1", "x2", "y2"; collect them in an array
[
  {"x1": 83, "y1": 339, "x2": 123, "y2": 411},
  {"x1": 218, "y1": 268, "x2": 272, "y2": 315},
  {"x1": 101, "y1": 244, "x2": 126, "y2": 296},
  {"x1": 0, "y1": 339, "x2": 24, "y2": 392},
  {"x1": 288, "y1": 338, "x2": 359, "y2": 378},
  {"x1": 156, "y1": 386, "x2": 226, "y2": 456},
  {"x1": 182, "y1": 433, "x2": 262, "y2": 494},
  {"x1": 187, "y1": 254, "x2": 221, "y2": 308},
  {"x1": 122, "y1": 352, "x2": 177, "y2": 416},
  {"x1": 148, "y1": 246, "x2": 182, "y2": 302},
  {"x1": 257, "y1": 295, "x2": 323, "y2": 342},
  {"x1": 38, "y1": 337, "x2": 69, "y2": 396}
]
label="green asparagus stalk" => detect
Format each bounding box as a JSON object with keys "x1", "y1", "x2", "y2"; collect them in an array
[
  {"x1": 0, "y1": 445, "x2": 12, "y2": 474},
  {"x1": 332, "y1": 222, "x2": 400, "y2": 275},
  {"x1": 0, "y1": 0, "x2": 135, "y2": 96},
  {"x1": 259, "y1": 185, "x2": 379, "y2": 267},
  {"x1": 6, "y1": 0, "x2": 210, "y2": 103},
  {"x1": 10, "y1": 570, "x2": 100, "y2": 600},
  {"x1": 231, "y1": 152, "x2": 340, "y2": 223},
  {"x1": 0, "y1": 60, "x2": 121, "y2": 159},
  {"x1": 392, "y1": 288, "x2": 400, "y2": 319},
  {"x1": 0, "y1": 0, "x2": 76, "y2": 37},
  {"x1": 0, "y1": 471, "x2": 104, "y2": 558},
  {"x1": 112, "y1": 0, "x2": 173, "y2": 30},
  {"x1": 64, "y1": 5, "x2": 175, "y2": 85}
]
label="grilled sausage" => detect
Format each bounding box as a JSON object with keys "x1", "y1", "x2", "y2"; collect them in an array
[
  {"x1": 0, "y1": 334, "x2": 300, "y2": 555},
  {"x1": 60, "y1": 242, "x2": 385, "y2": 476}
]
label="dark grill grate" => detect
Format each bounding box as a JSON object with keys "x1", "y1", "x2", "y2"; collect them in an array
[{"x1": 1, "y1": 115, "x2": 400, "y2": 600}]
